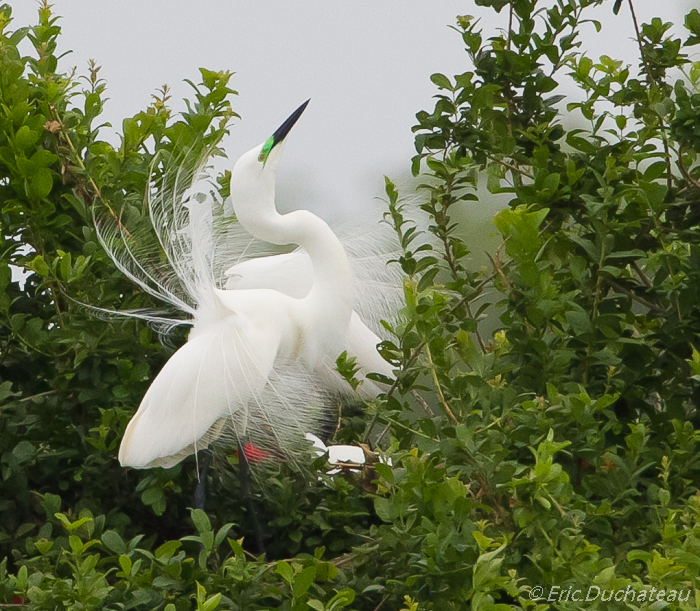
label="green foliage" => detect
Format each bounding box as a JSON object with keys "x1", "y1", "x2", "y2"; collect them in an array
[
  {"x1": 0, "y1": 502, "x2": 356, "y2": 610},
  {"x1": 0, "y1": 0, "x2": 246, "y2": 567},
  {"x1": 3, "y1": 0, "x2": 700, "y2": 609},
  {"x1": 357, "y1": 0, "x2": 700, "y2": 607}
]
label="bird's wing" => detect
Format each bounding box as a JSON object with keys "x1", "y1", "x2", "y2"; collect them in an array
[
  {"x1": 224, "y1": 225, "x2": 403, "y2": 339},
  {"x1": 118, "y1": 312, "x2": 325, "y2": 469},
  {"x1": 224, "y1": 251, "x2": 313, "y2": 298}
]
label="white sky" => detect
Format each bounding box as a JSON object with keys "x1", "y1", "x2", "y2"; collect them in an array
[{"x1": 7, "y1": 0, "x2": 696, "y2": 224}]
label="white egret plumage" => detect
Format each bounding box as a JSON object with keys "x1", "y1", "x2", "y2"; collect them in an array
[{"x1": 98, "y1": 101, "x2": 398, "y2": 470}]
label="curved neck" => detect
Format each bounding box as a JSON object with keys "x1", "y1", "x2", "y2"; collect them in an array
[
  {"x1": 242, "y1": 208, "x2": 354, "y2": 311},
  {"x1": 229, "y1": 147, "x2": 355, "y2": 340}
]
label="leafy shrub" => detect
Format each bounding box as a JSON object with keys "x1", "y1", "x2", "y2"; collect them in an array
[{"x1": 2, "y1": 0, "x2": 700, "y2": 609}]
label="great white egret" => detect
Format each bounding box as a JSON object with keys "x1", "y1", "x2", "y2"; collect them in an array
[{"x1": 97, "y1": 101, "x2": 398, "y2": 470}]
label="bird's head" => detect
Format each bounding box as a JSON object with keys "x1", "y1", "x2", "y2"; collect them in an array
[
  {"x1": 230, "y1": 100, "x2": 310, "y2": 228},
  {"x1": 257, "y1": 99, "x2": 310, "y2": 168}
]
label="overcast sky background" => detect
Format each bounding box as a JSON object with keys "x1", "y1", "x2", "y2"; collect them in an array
[{"x1": 8, "y1": 0, "x2": 697, "y2": 227}]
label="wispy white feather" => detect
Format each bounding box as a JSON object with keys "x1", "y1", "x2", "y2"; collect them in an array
[{"x1": 97, "y1": 135, "x2": 404, "y2": 469}]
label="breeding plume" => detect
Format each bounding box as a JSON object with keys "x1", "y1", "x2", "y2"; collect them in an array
[{"x1": 97, "y1": 101, "x2": 398, "y2": 469}]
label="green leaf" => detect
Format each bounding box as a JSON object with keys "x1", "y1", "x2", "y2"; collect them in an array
[
  {"x1": 69, "y1": 535, "x2": 84, "y2": 555},
  {"x1": 430, "y1": 73, "x2": 453, "y2": 90},
  {"x1": 417, "y1": 267, "x2": 439, "y2": 293},
  {"x1": 141, "y1": 487, "x2": 165, "y2": 507},
  {"x1": 374, "y1": 498, "x2": 392, "y2": 522},
  {"x1": 12, "y1": 441, "x2": 35, "y2": 464},
  {"x1": 101, "y1": 530, "x2": 127, "y2": 554},
  {"x1": 328, "y1": 588, "x2": 355, "y2": 607},
  {"x1": 627, "y1": 550, "x2": 652, "y2": 563},
  {"x1": 292, "y1": 566, "x2": 316, "y2": 599},
  {"x1": 31, "y1": 149, "x2": 57, "y2": 167},
  {"x1": 35, "y1": 538, "x2": 53, "y2": 554},
  {"x1": 685, "y1": 9, "x2": 700, "y2": 44},
  {"x1": 26, "y1": 255, "x2": 50, "y2": 276},
  {"x1": 118, "y1": 555, "x2": 132, "y2": 576},
  {"x1": 15, "y1": 523, "x2": 35, "y2": 538},
  {"x1": 40, "y1": 493, "x2": 61, "y2": 518},
  {"x1": 30, "y1": 167, "x2": 53, "y2": 199},
  {"x1": 201, "y1": 593, "x2": 222, "y2": 611},
  {"x1": 565, "y1": 308, "x2": 592, "y2": 335},
  {"x1": 214, "y1": 523, "x2": 234, "y2": 547},
  {"x1": 15, "y1": 125, "x2": 39, "y2": 150},
  {"x1": 191, "y1": 508, "x2": 212, "y2": 534},
  {"x1": 276, "y1": 561, "x2": 294, "y2": 586},
  {"x1": 156, "y1": 540, "x2": 182, "y2": 560}
]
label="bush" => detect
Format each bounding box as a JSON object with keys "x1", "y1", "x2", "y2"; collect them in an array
[{"x1": 2, "y1": 0, "x2": 700, "y2": 609}]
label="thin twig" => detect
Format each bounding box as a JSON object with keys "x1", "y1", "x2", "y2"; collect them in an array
[
  {"x1": 464, "y1": 299, "x2": 487, "y2": 353},
  {"x1": 49, "y1": 283, "x2": 64, "y2": 326},
  {"x1": 375, "y1": 422, "x2": 391, "y2": 446},
  {"x1": 488, "y1": 240, "x2": 512, "y2": 290},
  {"x1": 631, "y1": 261, "x2": 651, "y2": 288},
  {"x1": 484, "y1": 152, "x2": 534, "y2": 180},
  {"x1": 49, "y1": 106, "x2": 130, "y2": 236},
  {"x1": 583, "y1": 273, "x2": 605, "y2": 385},
  {"x1": 627, "y1": 0, "x2": 652, "y2": 86},
  {"x1": 411, "y1": 389, "x2": 435, "y2": 417},
  {"x1": 425, "y1": 344, "x2": 459, "y2": 425},
  {"x1": 242, "y1": 548, "x2": 261, "y2": 562},
  {"x1": 626, "y1": 0, "x2": 673, "y2": 192},
  {"x1": 677, "y1": 148, "x2": 700, "y2": 190},
  {"x1": 507, "y1": 4, "x2": 513, "y2": 52},
  {"x1": 331, "y1": 553, "x2": 357, "y2": 568},
  {"x1": 375, "y1": 413, "x2": 442, "y2": 447},
  {"x1": 19, "y1": 390, "x2": 59, "y2": 403},
  {"x1": 608, "y1": 279, "x2": 663, "y2": 311},
  {"x1": 373, "y1": 596, "x2": 388, "y2": 611},
  {"x1": 332, "y1": 399, "x2": 343, "y2": 442}
]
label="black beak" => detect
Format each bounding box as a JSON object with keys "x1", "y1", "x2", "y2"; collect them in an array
[{"x1": 271, "y1": 99, "x2": 310, "y2": 146}]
